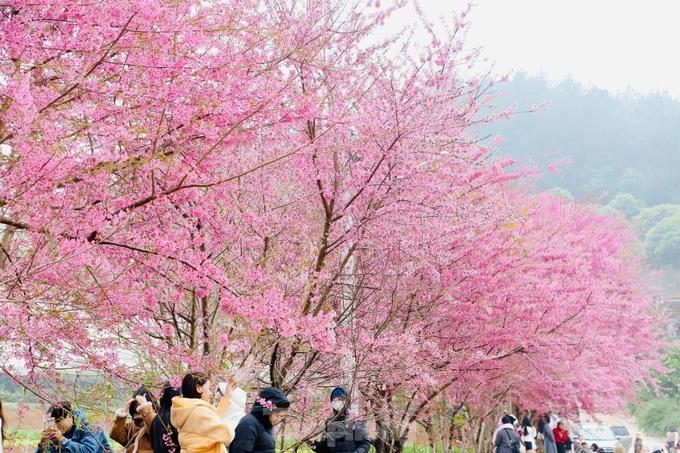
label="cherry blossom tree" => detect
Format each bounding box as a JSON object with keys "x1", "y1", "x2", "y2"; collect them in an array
[
  {"x1": 0, "y1": 1, "x2": 662, "y2": 451},
  {"x1": 315, "y1": 188, "x2": 661, "y2": 453}
]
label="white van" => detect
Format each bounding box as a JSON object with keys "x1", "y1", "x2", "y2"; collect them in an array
[{"x1": 577, "y1": 424, "x2": 619, "y2": 453}]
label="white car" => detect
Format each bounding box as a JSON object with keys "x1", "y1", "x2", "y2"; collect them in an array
[
  {"x1": 577, "y1": 424, "x2": 619, "y2": 453},
  {"x1": 610, "y1": 426, "x2": 632, "y2": 451}
]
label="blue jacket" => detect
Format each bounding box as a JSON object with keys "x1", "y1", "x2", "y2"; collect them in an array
[{"x1": 36, "y1": 410, "x2": 113, "y2": 453}]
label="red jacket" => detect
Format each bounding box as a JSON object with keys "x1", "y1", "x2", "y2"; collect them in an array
[{"x1": 553, "y1": 427, "x2": 568, "y2": 444}]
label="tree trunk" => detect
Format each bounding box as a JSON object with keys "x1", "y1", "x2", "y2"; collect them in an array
[
  {"x1": 0, "y1": 225, "x2": 16, "y2": 270},
  {"x1": 374, "y1": 418, "x2": 408, "y2": 453},
  {"x1": 446, "y1": 410, "x2": 457, "y2": 453},
  {"x1": 471, "y1": 417, "x2": 495, "y2": 453},
  {"x1": 423, "y1": 417, "x2": 436, "y2": 453}
]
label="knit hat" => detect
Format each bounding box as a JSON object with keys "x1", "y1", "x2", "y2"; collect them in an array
[
  {"x1": 251, "y1": 387, "x2": 290, "y2": 414},
  {"x1": 330, "y1": 387, "x2": 347, "y2": 400}
]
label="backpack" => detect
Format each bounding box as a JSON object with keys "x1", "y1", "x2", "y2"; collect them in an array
[{"x1": 505, "y1": 429, "x2": 520, "y2": 453}]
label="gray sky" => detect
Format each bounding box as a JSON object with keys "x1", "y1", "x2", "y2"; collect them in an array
[{"x1": 398, "y1": 0, "x2": 680, "y2": 98}]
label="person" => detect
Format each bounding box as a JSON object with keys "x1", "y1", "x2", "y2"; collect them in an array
[
  {"x1": 307, "y1": 386, "x2": 372, "y2": 453},
  {"x1": 494, "y1": 415, "x2": 520, "y2": 453},
  {"x1": 110, "y1": 387, "x2": 158, "y2": 453},
  {"x1": 520, "y1": 416, "x2": 537, "y2": 453},
  {"x1": 215, "y1": 383, "x2": 247, "y2": 432},
  {"x1": 0, "y1": 398, "x2": 6, "y2": 453},
  {"x1": 547, "y1": 411, "x2": 560, "y2": 430},
  {"x1": 553, "y1": 421, "x2": 568, "y2": 453},
  {"x1": 171, "y1": 372, "x2": 236, "y2": 453},
  {"x1": 615, "y1": 442, "x2": 626, "y2": 453},
  {"x1": 150, "y1": 382, "x2": 181, "y2": 453},
  {"x1": 35, "y1": 401, "x2": 113, "y2": 453},
  {"x1": 562, "y1": 420, "x2": 575, "y2": 453},
  {"x1": 535, "y1": 415, "x2": 544, "y2": 453},
  {"x1": 492, "y1": 414, "x2": 516, "y2": 446},
  {"x1": 538, "y1": 415, "x2": 557, "y2": 453},
  {"x1": 633, "y1": 433, "x2": 642, "y2": 453},
  {"x1": 667, "y1": 427, "x2": 678, "y2": 453},
  {"x1": 578, "y1": 442, "x2": 592, "y2": 453},
  {"x1": 230, "y1": 387, "x2": 290, "y2": 453}
]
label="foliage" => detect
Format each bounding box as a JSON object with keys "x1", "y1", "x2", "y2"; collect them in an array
[
  {"x1": 3, "y1": 428, "x2": 117, "y2": 449},
  {"x1": 644, "y1": 215, "x2": 680, "y2": 269},
  {"x1": 635, "y1": 205, "x2": 680, "y2": 239},
  {"x1": 631, "y1": 345, "x2": 680, "y2": 436},
  {"x1": 548, "y1": 188, "x2": 574, "y2": 201},
  {"x1": 0, "y1": 375, "x2": 39, "y2": 403},
  {"x1": 607, "y1": 193, "x2": 646, "y2": 219},
  {"x1": 633, "y1": 205, "x2": 680, "y2": 269},
  {"x1": 4, "y1": 429, "x2": 44, "y2": 448}
]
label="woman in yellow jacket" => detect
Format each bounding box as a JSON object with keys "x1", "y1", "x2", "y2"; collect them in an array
[{"x1": 171, "y1": 372, "x2": 236, "y2": 453}]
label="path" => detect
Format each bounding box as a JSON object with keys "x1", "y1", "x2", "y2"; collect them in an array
[{"x1": 592, "y1": 413, "x2": 666, "y2": 452}]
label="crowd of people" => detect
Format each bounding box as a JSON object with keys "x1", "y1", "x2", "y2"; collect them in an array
[
  {"x1": 0, "y1": 374, "x2": 371, "y2": 453},
  {"x1": 1, "y1": 389, "x2": 674, "y2": 453},
  {"x1": 493, "y1": 412, "x2": 666, "y2": 453}
]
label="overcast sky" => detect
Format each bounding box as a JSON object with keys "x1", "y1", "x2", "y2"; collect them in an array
[{"x1": 399, "y1": 0, "x2": 680, "y2": 98}]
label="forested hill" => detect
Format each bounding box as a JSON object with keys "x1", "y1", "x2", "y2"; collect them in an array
[
  {"x1": 485, "y1": 72, "x2": 680, "y2": 206},
  {"x1": 484, "y1": 73, "x2": 680, "y2": 272}
]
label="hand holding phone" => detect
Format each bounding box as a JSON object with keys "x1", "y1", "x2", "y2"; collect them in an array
[
  {"x1": 217, "y1": 377, "x2": 237, "y2": 399},
  {"x1": 43, "y1": 417, "x2": 56, "y2": 429}
]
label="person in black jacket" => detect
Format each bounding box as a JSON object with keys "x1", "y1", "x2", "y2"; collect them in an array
[
  {"x1": 230, "y1": 387, "x2": 290, "y2": 453},
  {"x1": 308, "y1": 386, "x2": 371, "y2": 453},
  {"x1": 150, "y1": 381, "x2": 181, "y2": 453}
]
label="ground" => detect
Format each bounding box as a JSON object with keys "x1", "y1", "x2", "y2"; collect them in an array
[{"x1": 591, "y1": 413, "x2": 665, "y2": 452}]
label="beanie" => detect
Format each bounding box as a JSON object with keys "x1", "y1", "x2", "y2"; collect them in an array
[{"x1": 330, "y1": 387, "x2": 347, "y2": 400}]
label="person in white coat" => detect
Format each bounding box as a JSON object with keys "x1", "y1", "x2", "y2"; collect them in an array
[
  {"x1": 215, "y1": 384, "x2": 247, "y2": 432},
  {"x1": 521, "y1": 417, "x2": 537, "y2": 453}
]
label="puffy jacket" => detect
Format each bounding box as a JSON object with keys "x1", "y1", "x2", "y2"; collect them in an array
[
  {"x1": 230, "y1": 388, "x2": 289, "y2": 453},
  {"x1": 170, "y1": 397, "x2": 234, "y2": 453},
  {"x1": 313, "y1": 415, "x2": 371, "y2": 453},
  {"x1": 110, "y1": 402, "x2": 156, "y2": 453},
  {"x1": 313, "y1": 387, "x2": 371, "y2": 453},
  {"x1": 221, "y1": 387, "x2": 247, "y2": 432},
  {"x1": 553, "y1": 427, "x2": 568, "y2": 444},
  {"x1": 36, "y1": 411, "x2": 113, "y2": 453}
]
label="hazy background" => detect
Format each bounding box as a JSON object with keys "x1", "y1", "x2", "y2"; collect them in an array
[
  {"x1": 384, "y1": 1, "x2": 680, "y2": 281},
  {"x1": 442, "y1": 0, "x2": 679, "y2": 98}
]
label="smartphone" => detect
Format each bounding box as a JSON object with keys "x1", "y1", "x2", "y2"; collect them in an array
[{"x1": 43, "y1": 417, "x2": 56, "y2": 429}]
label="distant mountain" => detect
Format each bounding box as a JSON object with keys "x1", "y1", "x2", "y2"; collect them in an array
[{"x1": 482, "y1": 72, "x2": 680, "y2": 206}]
